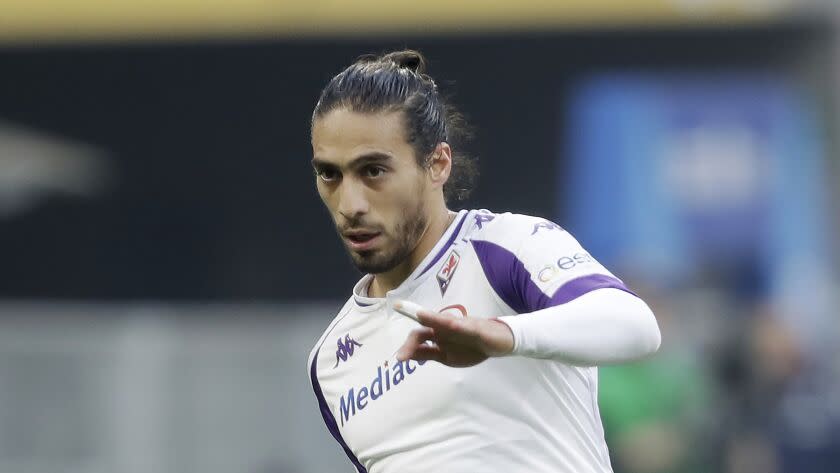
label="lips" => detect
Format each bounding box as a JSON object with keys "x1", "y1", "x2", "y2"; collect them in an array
[{"x1": 343, "y1": 230, "x2": 382, "y2": 251}]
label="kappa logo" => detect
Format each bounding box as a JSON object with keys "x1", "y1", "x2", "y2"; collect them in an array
[
  {"x1": 474, "y1": 214, "x2": 495, "y2": 228},
  {"x1": 436, "y1": 250, "x2": 461, "y2": 296},
  {"x1": 531, "y1": 220, "x2": 565, "y2": 235},
  {"x1": 333, "y1": 333, "x2": 363, "y2": 368}
]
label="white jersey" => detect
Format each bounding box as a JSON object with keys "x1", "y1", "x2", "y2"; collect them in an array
[{"x1": 308, "y1": 209, "x2": 632, "y2": 473}]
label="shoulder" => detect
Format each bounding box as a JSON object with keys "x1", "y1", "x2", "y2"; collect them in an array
[
  {"x1": 306, "y1": 297, "x2": 355, "y2": 379},
  {"x1": 468, "y1": 210, "x2": 572, "y2": 252},
  {"x1": 463, "y1": 210, "x2": 625, "y2": 313}
]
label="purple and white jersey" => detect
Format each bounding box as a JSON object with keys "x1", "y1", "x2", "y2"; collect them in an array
[{"x1": 307, "y1": 209, "x2": 631, "y2": 473}]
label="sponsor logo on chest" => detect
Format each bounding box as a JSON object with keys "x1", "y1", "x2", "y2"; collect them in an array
[{"x1": 338, "y1": 358, "x2": 427, "y2": 426}]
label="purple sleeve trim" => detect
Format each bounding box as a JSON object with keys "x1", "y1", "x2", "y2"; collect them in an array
[
  {"x1": 471, "y1": 239, "x2": 633, "y2": 313},
  {"x1": 309, "y1": 349, "x2": 368, "y2": 473},
  {"x1": 548, "y1": 273, "x2": 635, "y2": 305}
]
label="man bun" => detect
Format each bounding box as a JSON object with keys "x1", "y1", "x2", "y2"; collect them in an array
[{"x1": 381, "y1": 50, "x2": 427, "y2": 75}]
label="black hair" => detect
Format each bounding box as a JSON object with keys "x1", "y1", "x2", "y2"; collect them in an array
[{"x1": 312, "y1": 50, "x2": 477, "y2": 202}]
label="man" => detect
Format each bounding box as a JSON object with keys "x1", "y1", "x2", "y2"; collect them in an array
[{"x1": 307, "y1": 50, "x2": 661, "y2": 473}]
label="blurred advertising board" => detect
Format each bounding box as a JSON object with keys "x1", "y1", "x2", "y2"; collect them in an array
[
  {"x1": 0, "y1": 0, "x2": 798, "y2": 43},
  {"x1": 562, "y1": 73, "x2": 831, "y2": 298}
]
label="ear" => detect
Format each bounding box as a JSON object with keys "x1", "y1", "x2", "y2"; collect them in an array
[{"x1": 427, "y1": 142, "x2": 452, "y2": 190}]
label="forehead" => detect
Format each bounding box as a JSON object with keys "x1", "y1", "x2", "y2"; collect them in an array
[{"x1": 311, "y1": 108, "x2": 412, "y2": 163}]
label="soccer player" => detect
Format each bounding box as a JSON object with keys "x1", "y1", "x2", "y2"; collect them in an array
[{"x1": 307, "y1": 50, "x2": 661, "y2": 473}]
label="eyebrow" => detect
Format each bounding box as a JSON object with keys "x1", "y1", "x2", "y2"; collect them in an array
[{"x1": 311, "y1": 152, "x2": 393, "y2": 171}]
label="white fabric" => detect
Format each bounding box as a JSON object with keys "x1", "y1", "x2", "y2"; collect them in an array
[
  {"x1": 498, "y1": 288, "x2": 661, "y2": 366},
  {"x1": 307, "y1": 209, "x2": 659, "y2": 473}
]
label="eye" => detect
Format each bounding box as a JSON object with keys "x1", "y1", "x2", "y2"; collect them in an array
[
  {"x1": 315, "y1": 168, "x2": 340, "y2": 183},
  {"x1": 362, "y1": 165, "x2": 387, "y2": 179}
]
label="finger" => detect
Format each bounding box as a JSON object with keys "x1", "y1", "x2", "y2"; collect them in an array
[
  {"x1": 415, "y1": 309, "x2": 462, "y2": 331},
  {"x1": 393, "y1": 300, "x2": 422, "y2": 322},
  {"x1": 396, "y1": 327, "x2": 435, "y2": 361},
  {"x1": 406, "y1": 343, "x2": 445, "y2": 363},
  {"x1": 416, "y1": 310, "x2": 476, "y2": 341}
]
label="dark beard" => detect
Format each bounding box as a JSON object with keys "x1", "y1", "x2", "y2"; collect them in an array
[{"x1": 346, "y1": 203, "x2": 428, "y2": 275}]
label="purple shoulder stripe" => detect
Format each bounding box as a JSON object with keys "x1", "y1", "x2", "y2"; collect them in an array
[
  {"x1": 309, "y1": 349, "x2": 368, "y2": 473},
  {"x1": 470, "y1": 240, "x2": 536, "y2": 313},
  {"x1": 471, "y1": 239, "x2": 633, "y2": 313}
]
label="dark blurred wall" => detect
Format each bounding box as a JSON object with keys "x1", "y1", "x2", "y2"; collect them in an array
[{"x1": 0, "y1": 21, "x2": 831, "y2": 301}]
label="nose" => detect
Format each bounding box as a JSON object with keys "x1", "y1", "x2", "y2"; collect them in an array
[{"x1": 337, "y1": 178, "x2": 369, "y2": 220}]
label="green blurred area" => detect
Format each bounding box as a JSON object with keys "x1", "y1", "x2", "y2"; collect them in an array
[{"x1": 600, "y1": 354, "x2": 710, "y2": 473}]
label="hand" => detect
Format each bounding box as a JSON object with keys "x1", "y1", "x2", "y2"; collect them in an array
[{"x1": 396, "y1": 309, "x2": 515, "y2": 367}]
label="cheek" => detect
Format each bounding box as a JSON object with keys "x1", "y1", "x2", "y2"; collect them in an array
[
  {"x1": 386, "y1": 183, "x2": 424, "y2": 224},
  {"x1": 316, "y1": 184, "x2": 339, "y2": 215},
  {"x1": 369, "y1": 191, "x2": 397, "y2": 217}
]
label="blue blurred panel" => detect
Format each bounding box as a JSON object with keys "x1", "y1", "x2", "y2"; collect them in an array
[{"x1": 562, "y1": 73, "x2": 829, "y2": 289}]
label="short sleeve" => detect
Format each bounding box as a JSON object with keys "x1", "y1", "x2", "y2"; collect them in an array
[{"x1": 470, "y1": 215, "x2": 633, "y2": 314}]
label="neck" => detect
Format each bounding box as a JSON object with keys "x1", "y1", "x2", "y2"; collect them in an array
[{"x1": 368, "y1": 205, "x2": 455, "y2": 298}]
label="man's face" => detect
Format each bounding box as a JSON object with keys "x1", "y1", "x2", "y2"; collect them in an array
[{"x1": 311, "y1": 108, "x2": 430, "y2": 274}]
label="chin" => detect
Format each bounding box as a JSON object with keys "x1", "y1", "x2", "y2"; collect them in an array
[
  {"x1": 353, "y1": 258, "x2": 394, "y2": 275},
  {"x1": 351, "y1": 251, "x2": 401, "y2": 274}
]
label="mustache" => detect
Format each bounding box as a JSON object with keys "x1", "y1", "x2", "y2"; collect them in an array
[{"x1": 337, "y1": 217, "x2": 381, "y2": 233}]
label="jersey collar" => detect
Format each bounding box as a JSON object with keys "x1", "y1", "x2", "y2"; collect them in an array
[{"x1": 351, "y1": 209, "x2": 471, "y2": 310}]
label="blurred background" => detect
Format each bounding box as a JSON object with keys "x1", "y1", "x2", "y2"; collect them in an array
[{"x1": 1, "y1": 0, "x2": 838, "y2": 472}]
